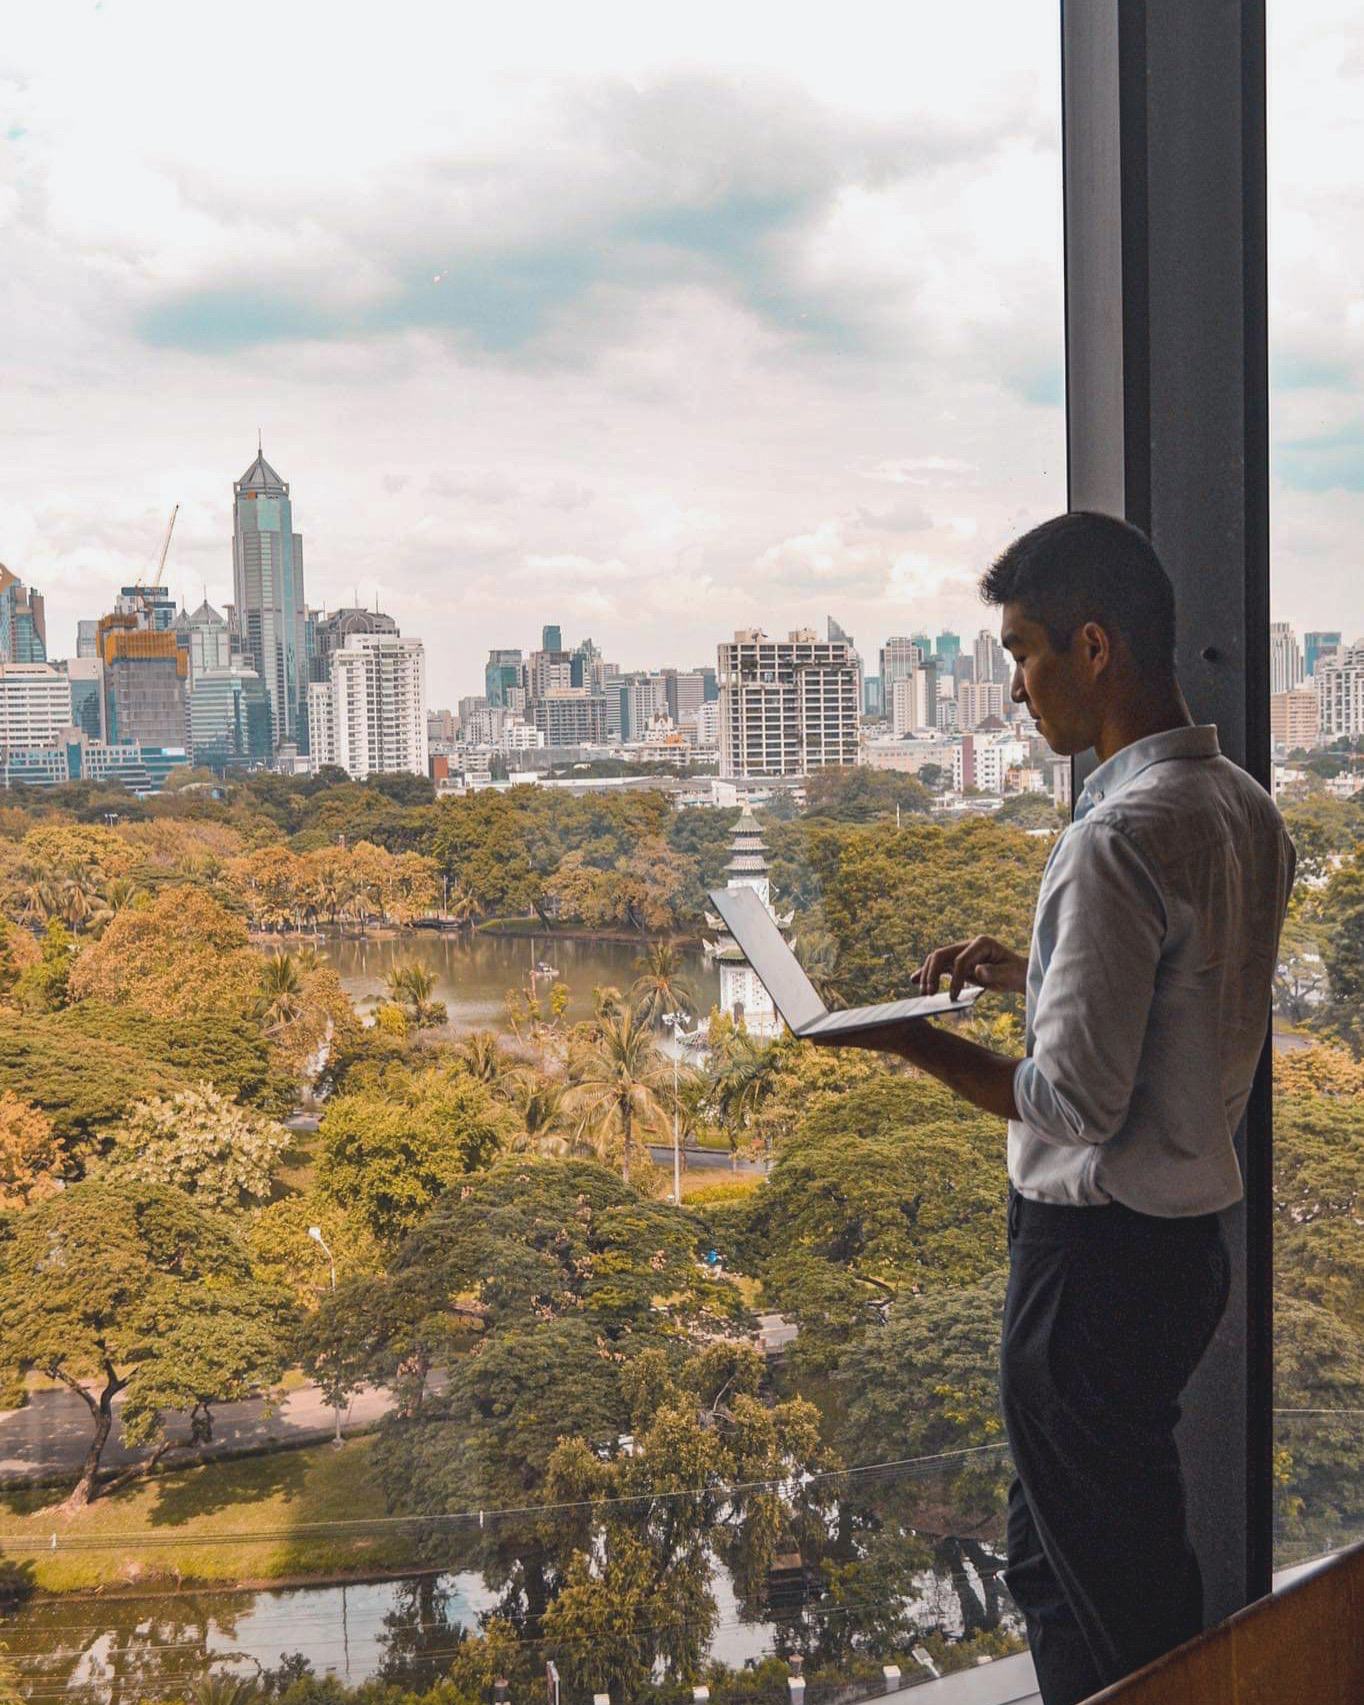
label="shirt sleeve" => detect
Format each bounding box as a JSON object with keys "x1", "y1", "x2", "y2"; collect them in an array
[{"x1": 1013, "y1": 819, "x2": 1167, "y2": 1147}]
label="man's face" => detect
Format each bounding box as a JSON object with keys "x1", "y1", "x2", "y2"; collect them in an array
[{"x1": 999, "y1": 604, "x2": 1102, "y2": 756}]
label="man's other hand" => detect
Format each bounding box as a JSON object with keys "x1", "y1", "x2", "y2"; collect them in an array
[{"x1": 915, "y1": 935, "x2": 1027, "y2": 999}]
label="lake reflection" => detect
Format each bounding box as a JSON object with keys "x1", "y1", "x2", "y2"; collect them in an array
[
  {"x1": 320, "y1": 930, "x2": 720, "y2": 1034},
  {"x1": 2, "y1": 1567, "x2": 778, "y2": 1701}
]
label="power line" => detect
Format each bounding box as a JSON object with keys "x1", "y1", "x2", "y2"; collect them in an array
[{"x1": 0, "y1": 1442, "x2": 1013, "y2": 1553}]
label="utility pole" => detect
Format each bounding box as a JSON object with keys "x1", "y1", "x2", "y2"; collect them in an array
[
  {"x1": 308, "y1": 1225, "x2": 343, "y2": 1447},
  {"x1": 661, "y1": 1012, "x2": 696, "y2": 1204}
]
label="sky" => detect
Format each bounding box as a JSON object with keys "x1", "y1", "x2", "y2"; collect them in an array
[{"x1": 2, "y1": 2, "x2": 1362, "y2": 707}]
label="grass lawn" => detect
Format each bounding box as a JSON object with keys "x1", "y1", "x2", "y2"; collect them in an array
[{"x1": 0, "y1": 1437, "x2": 421, "y2": 1594}]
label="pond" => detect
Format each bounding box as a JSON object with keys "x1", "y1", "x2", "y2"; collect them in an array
[
  {"x1": 319, "y1": 929, "x2": 721, "y2": 1036},
  {"x1": 2, "y1": 1565, "x2": 783, "y2": 1701}
]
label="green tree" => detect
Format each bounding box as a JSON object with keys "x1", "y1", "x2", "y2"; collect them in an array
[
  {"x1": 11, "y1": 919, "x2": 76, "y2": 1013},
  {"x1": 0, "y1": 1090, "x2": 61, "y2": 1209},
  {"x1": 96, "y1": 1084, "x2": 291, "y2": 1211},
  {"x1": 0, "y1": 1015, "x2": 186, "y2": 1153},
  {"x1": 812, "y1": 818, "x2": 1048, "y2": 1003},
  {"x1": 315, "y1": 1068, "x2": 517, "y2": 1244},
  {"x1": 630, "y1": 940, "x2": 698, "y2": 1025},
  {"x1": 384, "y1": 960, "x2": 447, "y2": 1028},
  {"x1": 803, "y1": 766, "x2": 933, "y2": 823},
  {"x1": 50, "y1": 1001, "x2": 295, "y2": 1115},
  {"x1": 1274, "y1": 1295, "x2": 1364, "y2": 1556},
  {"x1": 1317, "y1": 854, "x2": 1364, "y2": 1050},
  {"x1": 256, "y1": 950, "x2": 305, "y2": 1033},
  {"x1": 0, "y1": 1182, "x2": 290, "y2": 1508},
  {"x1": 733, "y1": 1076, "x2": 1007, "y2": 1367},
  {"x1": 302, "y1": 1158, "x2": 745, "y2": 1414},
  {"x1": 569, "y1": 1003, "x2": 675, "y2": 1183}
]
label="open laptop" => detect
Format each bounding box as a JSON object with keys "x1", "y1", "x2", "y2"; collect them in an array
[{"x1": 708, "y1": 885, "x2": 984, "y2": 1042}]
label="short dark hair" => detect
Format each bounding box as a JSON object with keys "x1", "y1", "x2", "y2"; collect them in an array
[{"x1": 979, "y1": 511, "x2": 1177, "y2": 675}]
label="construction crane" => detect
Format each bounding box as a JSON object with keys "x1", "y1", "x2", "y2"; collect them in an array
[
  {"x1": 151, "y1": 504, "x2": 179, "y2": 591},
  {"x1": 136, "y1": 504, "x2": 179, "y2": 623}
]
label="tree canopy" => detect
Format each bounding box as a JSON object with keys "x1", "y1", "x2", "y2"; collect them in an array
[{"x1": 0, "y1": 1181, "x2": 290, "y2": 1505}]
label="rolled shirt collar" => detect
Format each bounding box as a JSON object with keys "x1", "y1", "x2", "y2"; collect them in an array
[{"x1": 1074, "y1": 724, "x2": 1221, "y2": 820}]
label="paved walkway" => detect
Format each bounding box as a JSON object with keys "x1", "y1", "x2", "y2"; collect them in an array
[{"x1": 0, "y1": 1380, "x2": 395, "y2": 1486}]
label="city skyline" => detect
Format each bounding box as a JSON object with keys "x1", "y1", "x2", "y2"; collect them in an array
[{"x1": 3, "y1": 4, "x2": 1362, "y2": 705}]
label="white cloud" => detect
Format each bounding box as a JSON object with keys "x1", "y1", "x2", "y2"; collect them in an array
[{"x1": 0, "y1": 0, "x2": 1358, "y2": 704}]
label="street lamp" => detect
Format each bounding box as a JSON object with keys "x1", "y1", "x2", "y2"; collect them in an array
[
  {"x1": 308, "y1": 1225, "x2": 344, "y2": 1448},
  {"x1": 659, "y1": 1012, "x2": 697, "y2": 1205}
]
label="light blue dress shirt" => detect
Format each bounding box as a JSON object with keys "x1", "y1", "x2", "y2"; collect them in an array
[{"x1": 1010, "y1": 724, "x2": 1295, "y2": 1216}]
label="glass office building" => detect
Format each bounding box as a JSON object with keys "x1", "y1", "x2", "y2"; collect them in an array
[
  {"x1": 189, "y1": 663, "x2": 272, "y2": 771},
  {"x1": 232, "y1": 445, "x2": 307, "y2": 748}
]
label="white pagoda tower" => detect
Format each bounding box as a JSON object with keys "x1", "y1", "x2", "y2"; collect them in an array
[{"x1": 704, "y1": 807, "x2": 794, "y2": 1038}]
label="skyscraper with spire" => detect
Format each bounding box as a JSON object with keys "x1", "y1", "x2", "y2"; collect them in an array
[{"x1": 232, "y1": 441, "x2": 306, "y2": 748}]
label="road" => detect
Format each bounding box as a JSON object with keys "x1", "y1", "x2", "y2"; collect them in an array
[{"x1": 288, "y1": 1112, "x2": 765, "y2": 1176}]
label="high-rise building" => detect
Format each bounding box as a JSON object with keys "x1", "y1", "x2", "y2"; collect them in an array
[
  {"x1": 309, "y1": 606, "x2": 400, "y2": 683},
  {"x1": 863, "y1": 675, "x2": 885, "y2": 717},
  {"x1": 890, "y1": 661, "x2": 939, "y2": 736},
  {"x1": 311, "y1": 634, "x2": 427, "y2": 780},
  {"x1": 232, "y1": 444, "x2": 307, "y2": 749},
  {"x1": 1304, "y1": 631, "x2": 1342, "y2": 679},
  {"x1": 959, "y1": 679, "x2": 1008, "y2": 729},
  {"x1": 827, "y1": 617, "x2": 864, "y2": 687},
  {"x1": 718, "y1": 628, "x2": 861, "y2": 779},
  {"x1": 0, "y1": 662, "x2": 71, "y2": 749},
  {"x1": 428, "y1": 708, "x2": 457, "y2": 746},
  {"x1": 974, "y1": 629, "x2": 1009, "y2": 686},
  {"x1": 613, "y1": 675, "x2": 669, "y2": 741},
  {"x1": 97, "y1": 615, "x2": 188, "y2": 748},
  {"x1": 532, "y1": 689, "x2": 611, "y2": 747},
  {"x1": 114, "y1": 585, "x2": 176, "y2": 631},
  {"x1": 1316, "y1": 644, "x2": 1364, "y2": 740},
  {"x1": 76, "y1": 620, "x2": 100, "y2": 659},
  {"x1": 189, "y1": 663, "x2": 272, "y2": 771},
  {"x1": 541, "y1": 624, "x2": 562, "y2": 653},
  {"x1": 172, "y1": 600, "x2": 232, "y2": 685},
  {"x1": 935, "y1": 630, "x2": 962, "y2": 667},
  {"x1": 62, "y1": 657, "x2": 103, "y2": 741},
  {"x1": 660, "y1": 669, "x2": 707, "y2": 725},
  {"x1": 1269, "y1": 623, "x2": 1304, "y2": 696},
  {"x1": 0, "y1": 567, "x2": 47, "y2": 664},
  {"x1": 1270, "y1": 688, "x2": 1320, "y2": 751},
  {"x1": 485, "y1": 649, "x2": 524, "y2": 708},
  {"x1": 527, "y1": 648, "x2": 573, "y2": 699},
  {"x1": 879, "y1": 636, "x2": 921, "y2": 692}
]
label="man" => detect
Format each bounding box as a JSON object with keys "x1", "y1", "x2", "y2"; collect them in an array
[{"x1": 838, "y1": 512, "x2": 1294, "y2": 1705}]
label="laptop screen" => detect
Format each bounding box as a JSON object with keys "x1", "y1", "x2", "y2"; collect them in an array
[{"x1": 708, "y1": 885, "x2": 828, "y2": 1033}]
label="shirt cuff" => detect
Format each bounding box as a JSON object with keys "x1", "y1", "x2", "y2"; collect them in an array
[{"x1": 1013, "y1": 1056, "x2": 1094, "y2": 1148}]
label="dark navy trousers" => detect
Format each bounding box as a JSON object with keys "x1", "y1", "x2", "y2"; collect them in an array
[{"x1": 999, "y1": 1189, "x2": 1231, "y2": 1705}]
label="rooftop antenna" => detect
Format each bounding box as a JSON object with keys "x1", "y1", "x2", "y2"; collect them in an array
[{"x1": 257, "y1": 427, "x2": 262, "y2": 457}]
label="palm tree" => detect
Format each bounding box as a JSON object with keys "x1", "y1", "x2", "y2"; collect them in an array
[
  {"x1": 385, "y1": 959, "x2": 444, "y2": 1026},
  {"x1": 187, "y1": 1678, "x2": 263, "y2": 1705},
  {"x1": 793, "y1": 930, "x2": 845, "y2": 1008},
  {"x1": 58, "y1": 872, "x2": 101, "y2": 935},
  {"x1": 707, "y1": 1030, "x2": 785, "y2": 1162},
  {"x1": 630, "y1": 941, "x2": 697, "y2": 1027},
  {"x1": 445, "y1": 882, "x2": 479, "y2": 930},
  {"x1": 101, "y1": 875, "x2": 144, "y2": 917},
  {"x1": 255, "y1": 952, "x2": 305, "y2": 1035},
  {"x1": 19, "y1": 861, "x2": 62, "y2": 926},
  {"x1": 569, "y1": 1002, "x2": 674, "y2": 1184},
  {"x1": 505, "y1": 1072, "x2": 577, "y2": 1154},
  {"x1": 457, "y1": 1029, "x2": 513, "y2": 1088}
]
